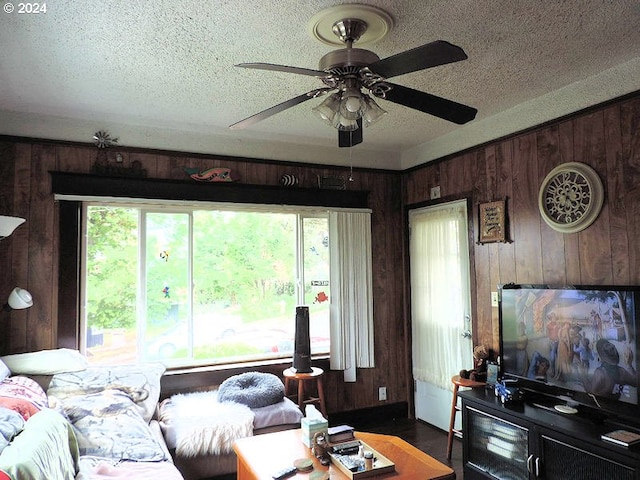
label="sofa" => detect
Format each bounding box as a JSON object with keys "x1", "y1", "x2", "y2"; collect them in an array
[
  {"x1": 0, "y1": 349, "x2": 182, "y2": 480},
  {"x1": 0, "y1": 350, "x2": 304, "y2": 480},
  {"x1": 158, "y1": 371, "x2": 304, "y2": 480}
]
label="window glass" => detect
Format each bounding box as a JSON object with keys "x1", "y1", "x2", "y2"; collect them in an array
[
  {"x1": 83, "y1": 204, "x2": 330, "y2": 367},
  {"x1": 303, "y1": 217, "x2": 331, "y2": 354},
  {"x1": 84, "y1": 206, "x2": 138, "y2": 363}
]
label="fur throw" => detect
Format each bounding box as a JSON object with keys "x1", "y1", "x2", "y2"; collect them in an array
[{"x1": 164, "y1": 391, "x2": 254, "y2": 457}]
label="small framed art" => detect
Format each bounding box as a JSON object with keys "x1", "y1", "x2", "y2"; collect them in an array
[{"x1": 479, "y1": 200, "x2": 506, "y2": 243}]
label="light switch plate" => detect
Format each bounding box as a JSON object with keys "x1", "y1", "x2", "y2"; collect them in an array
[{"x1": 491, "y1": 291, "x2": 499, "y2": 307}]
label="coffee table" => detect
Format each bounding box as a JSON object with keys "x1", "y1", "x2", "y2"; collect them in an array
[{"x1": 233, "y1": 429, "x2": 455, "y2": 480}]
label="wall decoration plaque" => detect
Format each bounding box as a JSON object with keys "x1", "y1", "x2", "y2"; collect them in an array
[{"x1": 479, "y1": 200, "x2": 506, "y2": 243}]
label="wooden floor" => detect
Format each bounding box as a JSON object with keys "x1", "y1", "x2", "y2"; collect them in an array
[{"x1": 349, "y1": 416, "x2": 464, "y2": 479}]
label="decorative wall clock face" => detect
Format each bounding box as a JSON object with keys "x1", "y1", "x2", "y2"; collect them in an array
[{"x1": 538, "y1": 162, "x2": 604, "y2": 233}]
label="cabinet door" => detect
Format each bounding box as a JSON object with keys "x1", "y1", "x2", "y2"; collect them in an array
[
  {"x1": 539, "y1": 434, "x2": 636, "y2": 480},
  {"x1": 465, "y1": 405, "x2": 531, "y2": 480}
]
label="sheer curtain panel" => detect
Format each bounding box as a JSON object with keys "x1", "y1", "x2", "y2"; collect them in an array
[
  {"x1": 329, "y1": 211, "x2": 374, "y2": 382},
  {"x1": 410, "y1": 201, "x2": 471, "y2": 391}
]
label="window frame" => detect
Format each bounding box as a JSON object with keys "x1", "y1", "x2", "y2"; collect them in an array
[{"x1": 53, "y1": 172, "x2": 370, "y2": 370}]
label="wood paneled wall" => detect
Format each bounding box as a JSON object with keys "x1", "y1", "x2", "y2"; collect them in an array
[
  {"x1": 0, "y1": 141, "x2": 406, "y2": 414},
  {"x1": 1, "y1": 91, "x2": 638, "y2": 415},
  {"x1": 403, "y1": 93, "x2": 640, "y2": 354}
]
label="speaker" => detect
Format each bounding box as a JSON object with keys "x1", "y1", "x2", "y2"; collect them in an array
[{"x1": 292, "y1": 306, "x2": 312, "y2": 373}]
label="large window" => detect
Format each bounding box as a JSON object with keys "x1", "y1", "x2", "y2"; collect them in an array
[{"x1": 82, "y1": 203, "x2": 331, "y2": 367}]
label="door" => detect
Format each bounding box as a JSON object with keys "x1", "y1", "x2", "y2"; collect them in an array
[{"x1": 409, "y1": 200, "x2": 473, "y2": 431}]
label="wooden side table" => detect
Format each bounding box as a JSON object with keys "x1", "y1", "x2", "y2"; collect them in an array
[
  {"x1": 446, "y1": 374, "x2": 485, "y2": 459},
  {"x1": 283, "y1": 366, "x2": 327, "y2": 417}
]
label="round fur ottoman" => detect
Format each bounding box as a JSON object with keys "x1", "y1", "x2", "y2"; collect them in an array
[{"x1": 217, "y1": 372, "x2": 284, "y2": 408}]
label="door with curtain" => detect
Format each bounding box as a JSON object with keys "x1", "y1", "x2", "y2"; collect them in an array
[{"x1": 409, "y1": 200, "x2": 473, "y2": 431}]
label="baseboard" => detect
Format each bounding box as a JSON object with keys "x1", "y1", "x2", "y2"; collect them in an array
[{"x1": 328, "y1": 402, "x2": 408, "y2": 428}]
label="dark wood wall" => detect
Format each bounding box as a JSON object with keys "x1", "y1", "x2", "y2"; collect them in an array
[
  {"x1": 403, "y1": 93, "x2": 640, "y2": 354},
  {"x1": 0, "y1": 141, "x2": 407, "y2": 415}
]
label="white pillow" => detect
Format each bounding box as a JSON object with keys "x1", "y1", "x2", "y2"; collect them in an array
[
  {"x1": 0, "y1": 348, "x2": 88, "y2": 375},
  {"x1": 0, "y1": 359, "x2": 10, "y2": 382}
]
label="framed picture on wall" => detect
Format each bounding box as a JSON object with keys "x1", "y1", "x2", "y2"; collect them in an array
[{"x1": 479, "y1": 200, "x2": 506, "y2": 243}]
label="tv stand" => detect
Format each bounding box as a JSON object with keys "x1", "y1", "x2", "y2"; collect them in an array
[{"x1": 460, "y1": 389, "x2": 640, "y2": 480}]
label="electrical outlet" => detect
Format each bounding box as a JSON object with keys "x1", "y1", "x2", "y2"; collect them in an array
[
  {"x1": 491, "y1": 291, "x2": 499, "y2": 307},
  {"x1": 378, "y1": 386, "x2": 387, "y2": 401}
]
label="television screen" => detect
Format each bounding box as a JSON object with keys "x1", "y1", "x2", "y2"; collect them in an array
[{"x1": 500, "y1": 284, "x2": 640, "y2": 417}]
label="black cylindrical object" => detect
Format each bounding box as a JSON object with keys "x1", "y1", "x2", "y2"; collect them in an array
[{"x1": 292, "y1": 306, "x2": 312, "y2": 373}]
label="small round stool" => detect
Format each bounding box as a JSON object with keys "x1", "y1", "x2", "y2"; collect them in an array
[
  {"x1": 447, "y1": 374, "x2": 485, "y2": 459},
  {"x1": 283, "y1": 367, "x2": 327, "y2": 417}
]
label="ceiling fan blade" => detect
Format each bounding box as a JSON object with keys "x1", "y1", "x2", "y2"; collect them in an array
[
  {"x1": 382, "y1": 83, "x2": 477, "y2": 125},
  {"x1": 338, "y1": 119, "x2": 363, "y2": 147},
  {"x1": 369, "y1": 40, "x2": 468, "y2": 79},
  {"x1": 229, "y1": 88, "x2": 333, "y2": 130},
  {"x1": 236, "y1": 63, "x2": 328, "y2": 78}
]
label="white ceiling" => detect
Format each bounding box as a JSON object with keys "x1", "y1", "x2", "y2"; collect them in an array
[{"x1": 1, "y1": 1, "x2": 639, "y2": 170}]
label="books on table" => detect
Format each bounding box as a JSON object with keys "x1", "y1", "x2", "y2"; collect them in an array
[
  {"x1": 328, "y1": 425, "x2": 355, "y2": 444},
  {"x1": 601, "y1": 429, "x2": 640, "y2": 447}
]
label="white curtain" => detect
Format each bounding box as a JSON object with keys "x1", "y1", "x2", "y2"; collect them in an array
[
  {"x1": 329, "y1": 211, "x2": 374, "y2": 382},
  {"x1": 410, "y1": 201, "x2": 472, "y2": 391}
]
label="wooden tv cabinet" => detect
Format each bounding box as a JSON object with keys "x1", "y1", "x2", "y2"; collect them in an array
[{"x1": 459, "y1": 388, "x2": 640, "y2": 480}]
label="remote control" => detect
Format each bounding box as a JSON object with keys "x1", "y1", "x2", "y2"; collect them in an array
[
  {"x1": 331, "y1": 440, "x2": 361, "y2": 455},
  {"x1": 272, "y1": 466, "x2": 297, "y2": 480}
]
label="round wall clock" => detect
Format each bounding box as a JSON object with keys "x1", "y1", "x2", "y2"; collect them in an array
[{"x1": 538, "y1": 162, "x2": 604, "y2": 233}]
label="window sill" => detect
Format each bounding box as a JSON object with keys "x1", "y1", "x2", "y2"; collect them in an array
[{"x1": 160, "y1": 355, "x2": 330, "y2": 397}]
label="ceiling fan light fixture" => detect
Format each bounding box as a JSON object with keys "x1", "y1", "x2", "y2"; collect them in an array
[
  {"x1": 339, "y1": 86, "x2": 367, "y2": 120},
  {"x1": 312, "y1": 92, "x2": 341, "y2": 125},
  {"x1": 333, "y1": 114, "x2": 359, "y2": 131},
  {"x1": 362, "y1": 94, "x2": 387, "y2": 127}
]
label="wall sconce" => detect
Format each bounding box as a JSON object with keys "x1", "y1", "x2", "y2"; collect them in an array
[
  {"x1": 3, "y1": 287, "x2": 33, "y2": 312},
  {"x1": 0, "y1": 216, "x2": 26, "y2": 240}
]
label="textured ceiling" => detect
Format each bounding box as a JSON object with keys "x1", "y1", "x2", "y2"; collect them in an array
[{"x1": 1, "y1": 1, "x2": 639, "y2": 170}]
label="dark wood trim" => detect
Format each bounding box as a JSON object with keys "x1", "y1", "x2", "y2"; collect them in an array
[
  {"x1": 51, "y1": 172, "x2": 370, "y2": 209},
  {"x1": 57, "y1": 201, "x2": 81, "y2": 349},
  {"x1": 0, "y1": 135, "x2": 401, "y2": 175}
]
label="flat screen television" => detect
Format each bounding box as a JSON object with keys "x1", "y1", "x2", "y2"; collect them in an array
[{"x1": 499, "y1": 283, "x2": 640, "y2": 423}]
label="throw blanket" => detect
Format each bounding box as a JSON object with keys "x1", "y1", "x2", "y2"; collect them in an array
[
  {"x1": 160, "y1": 391, "x2": 254, "y2": 457},
  {"x1": 0, "y1": 408, "x2": 79, "y2": 480},
  {"x1": 76, "y1": 459, "x2": 183, "y2": 480},
  {"x1": 0, "y1": 407, "x2": 24, "y2": 454}
]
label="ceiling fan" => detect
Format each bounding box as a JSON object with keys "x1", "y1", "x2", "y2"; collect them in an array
[{"x1": 229, "y1": 6, "x2": 477, "y2": 148}]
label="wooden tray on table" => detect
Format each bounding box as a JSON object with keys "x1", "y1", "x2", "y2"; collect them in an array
[{"x1": 328, "y1": 441, "x2": 395, "y2": 479}]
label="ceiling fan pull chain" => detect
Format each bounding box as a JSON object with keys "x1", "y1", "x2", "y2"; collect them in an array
[{"x1": 348, "y1": 139, "x2": 354, "y2": 182}]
